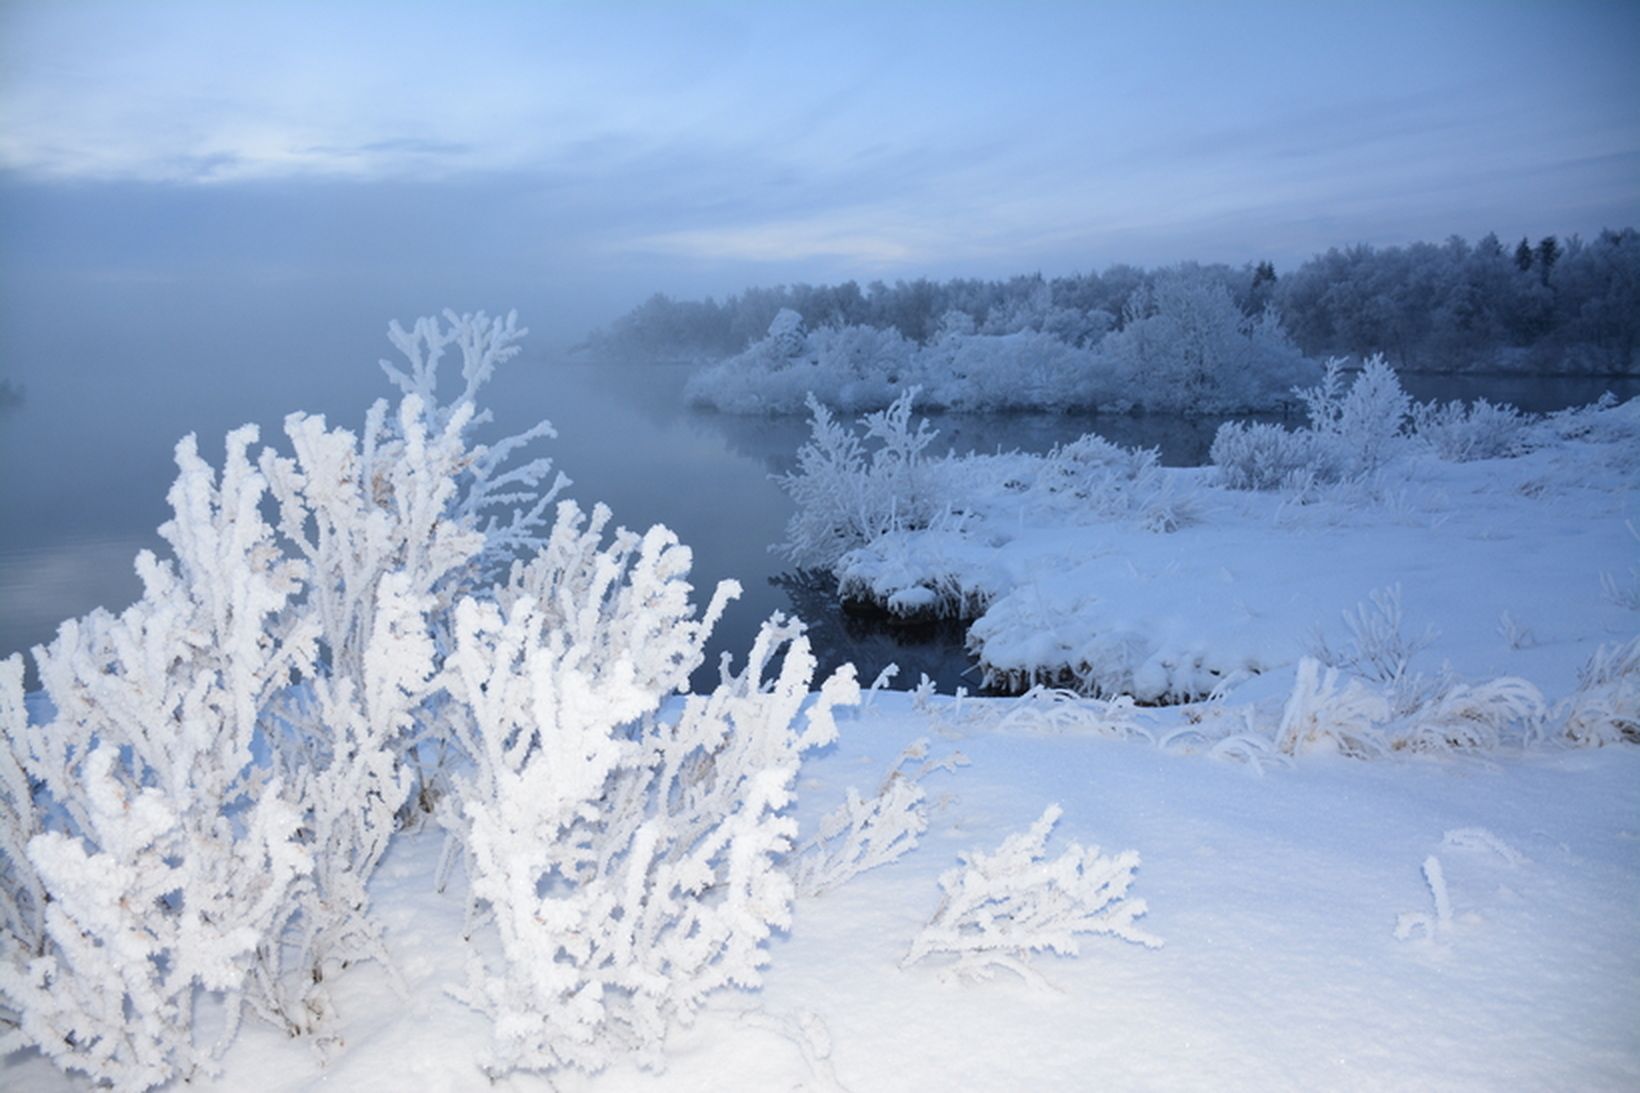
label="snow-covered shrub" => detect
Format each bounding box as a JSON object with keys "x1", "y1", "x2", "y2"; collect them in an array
[
  {"x1": 775, "y1": 389, "x2": 940, "y2": 570},
  {"x1": 0, "y1": 655, "x2": 44, "y2": 992},
  {"x1": 1210, "y1": 420, "x2": 1319, "y2": 491},
  {"x1": 3, "y1": 429, "x2": 317, "y2": 1091},
  {"x1": 1034, "y1": 433, "x2": 1196, "y2": 531},
  {"x1": 1556, "y1": 636, "x2": 1640, "y2": 746},
  {"x1": 1307, "y1": 584, "x2": 1437, "y2": 688},
  {"x1": 1273, "y1": 658, "x2": 1393, "y2": 758},
  {"x1": 1386, "y1": 676, "x2": 1544, "y2": 754},
  {"x1": 685, "y1": 272, "x2": 1315, "y2": 416},
  {"x1": 1410, "y1": 397, "x2": 1533, "y2": 462},
  {"x1": 1272, "y1": 656, "x2": 1544, "y2": 758},
  {"x1": 247, "y1": 573, "x2": 435, "y2": 1039},
  {"x1": 1298, "y1": 355, "x2": 1411, "y2": 479},
  {"x1": 903, "y1": 804, "x2": 1160, "y2": 987},
  {"x1": 376, "y1": 310, "x2": 566, "y2": 578},
  {"x1": 684, "y1": 314, "x2": 917, "y2": 414},
  {"x1": 1212, "y1": 355, "x2": 1411, "y2": 491},
  {"x1": 920, "y1": 330, "x2": 1107, "y2": 412},
  {"x1": 792, "y1": 739, "x2": 966, "y2": 898},
  {"x1": 439, "y1": 507, "x2": 859, "y2": 1076},
  {"x1": 1097, "y1": 269, "x2": 1313, "y2": 415},
  {"x1": 248, "y1": 311, "x2": 563, "y2": 1034}
]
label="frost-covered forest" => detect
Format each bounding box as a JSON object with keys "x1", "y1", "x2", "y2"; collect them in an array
[{"x1": 595, "y1": 229, "x2": 1640, "y2": 415}]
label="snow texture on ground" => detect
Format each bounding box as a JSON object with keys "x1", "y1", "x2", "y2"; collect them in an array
[{"x1": 6, "y1": 689, "x2": 1637, "y2": 1092}]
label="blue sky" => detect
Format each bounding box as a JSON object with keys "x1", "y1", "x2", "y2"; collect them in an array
[{"x1": 2, "y1": 0, "x2": 1637, "y2": 333}]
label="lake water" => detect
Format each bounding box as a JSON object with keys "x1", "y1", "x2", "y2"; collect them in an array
[{"x1": 2, "y1": 321, "x2": 1635, "y2": 693}]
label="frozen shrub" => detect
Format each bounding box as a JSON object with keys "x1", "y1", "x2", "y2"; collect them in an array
[
  {"x1": 903, "y1": 804, "x2": 1160, "y2": 987},
  {"x1": 0, "y1": 655, "x2": 44, "y2": 999},
  {"x1": 1299, "y1": 355, "x2": 1410, "y2": 478},
  {"x1": 1096, "y1": 269, "x2": 1313, "y2": 414},
  {"x1": 1273, "y1": 656, "x2": 1544, "y2": 758},
  {"x1": 1410, "y1": 397, "x2": 1533, "y2": 462},
  {"x1": 3, "y1": 429, "x2": 317, "y2": 1091},
  {"x1": 685, "y1": 314, "x2": 916, "y2": 414},
  {"x1": 775, "y1": 389, "x2": 939, "y2": 570},
  {"x1": 921, "y1": 330, "x2": 1107, "y2": 412},
  {"x1": 1556, "y1": 636, "x2": 1640, "y2": 746},
  {"x1": 249, "y1": 311, "x2": 563, "y2": 1034},
  {"x1": 1211, "y1": 420, "x2": 1320, "y2": 490},
  {"x1": 1212, "y1": 355, "x2": 1412, "y2": 491},
  {"x1": 792, "y1": 739, "x2": 966, "y2": 898},
  {"x1": 1387, "y1": 675, "x2": 1544, "y2": 753},
  {"x1": 1307, "y1": 584, "x2": 1437, "y2": 688},
  {"x1": 442, "y1": 566, "x2": 858, "y2": 1075},
  {"x1": 1273, "y1": 658, "x2": 1394, "y2": 758},
  {"x1": 1034, "y1": 433, "x2": 1194, "y2": 529}
]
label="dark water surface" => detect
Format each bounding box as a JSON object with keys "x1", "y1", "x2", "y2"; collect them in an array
[{"x1": 2, "y1": 315, "x2": 1634, "y2": 692}]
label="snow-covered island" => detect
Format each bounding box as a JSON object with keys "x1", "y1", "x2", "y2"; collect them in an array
[{"x1": 3, "y1": 313, "x2": 1637, "y2": 1092}]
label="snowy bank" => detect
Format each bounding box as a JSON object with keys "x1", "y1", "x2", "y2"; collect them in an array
[{"x1": 780, "y1": 374, "x2": 1639, "y2": 707}]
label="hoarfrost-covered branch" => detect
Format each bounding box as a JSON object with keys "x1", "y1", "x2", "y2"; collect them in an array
[
  {"x1": 792, "y1": 739, "x2": 967, "y2": 898},
  {"x1": 904, "y1": 805, "x2": 1160, "y2": 986}
]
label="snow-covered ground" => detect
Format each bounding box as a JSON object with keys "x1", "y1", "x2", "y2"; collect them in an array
[
  {"x1": 8, "y1": 688, "x2": 1638, "y2": 1092},
  {"x1": 804, "y1": 383, "x2": 1639, "y2": 714}
]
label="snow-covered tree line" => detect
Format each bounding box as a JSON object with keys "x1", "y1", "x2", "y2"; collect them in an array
[
  {"x1": 590, "y1": 228, "x2": 1639, "y2": 381},
  {"x1": 0, "y1": 311, "x2": 891, "y2": 1089},
  {"x1": 1278, "y1": 228, "x2": 1640, "y2": 373},
  {"x1": 685, "y1": 267, "x2": 1315, "y2": 415}
]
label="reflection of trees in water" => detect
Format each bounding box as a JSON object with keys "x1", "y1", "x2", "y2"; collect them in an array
[
  {"x1": 681, "y1": 410, "x2": 811, "y2": 475},
  {"x1": 770, "y1": 570, "x2": 977, "y2": 693}
]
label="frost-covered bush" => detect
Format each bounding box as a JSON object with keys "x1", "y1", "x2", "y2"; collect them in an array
[
  {"x1": 1410, "y1": 397, "x2": 1533, "y2": 462},
  {"x1": 1033, "y1": 433, "x2": 1196, "y2": 531},
  {"x1": 903, "y1": 805, "x2": 1160, "y2": 987},
  {"x1": 1097, "y1": 269, "x2": 1314, "y2": 415},
  {"x1": 1307, "y1": 584, "x2": 1437, "y2": 688},
  {"x1": 0, "y1": 656, "x2": 43, "y2": 1002},
  {"x1": 1272, "y1": 657, "x2": 1544, "y2": 759},
  {"x1": 920, "y1": 330, "x2": 1108, "y2": 412},
  {"x1": 248, "y1": 311, "x2": 564, "y2": 1034},
  {"x1": 1556, "y1": 637, "x2": 1640, "y2": 746},
  {"x1": 1213, "y1": 355, "x2": 1411, "y2": 491},
  {"x1": 685, "y1": 313, "x2": 916, "y2": 414},
  {"x1": 792, "y1": 739, "x2": 965, "y2": 898},
  {"x1": 442, "y1": 571, "x2": 858, "y2": 1074},
  {"x1": 1210, "y1": 420, "x2": 1319, "y2": 491},
  {"x1": 3, "y1": 428, "x2": 317, "y2": 1090},
  {"x1": 1299, "y1": 355, "x2": 1410, "y2": 478},
  {"x1": 775, "y1": 389, "x2": 941, "y2": 570}
]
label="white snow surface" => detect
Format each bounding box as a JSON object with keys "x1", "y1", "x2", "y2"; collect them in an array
[
  {"x1": 836, "y1": 397, "x2": 1640, "y2": 703},
  {"x1": 6, "y1": 689, "x2": 1637, "y2": 1092}
]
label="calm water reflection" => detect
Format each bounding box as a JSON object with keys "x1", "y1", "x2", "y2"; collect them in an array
[{"x1": 2, "y1": 332, "x2": 1634, "y2": 693}]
